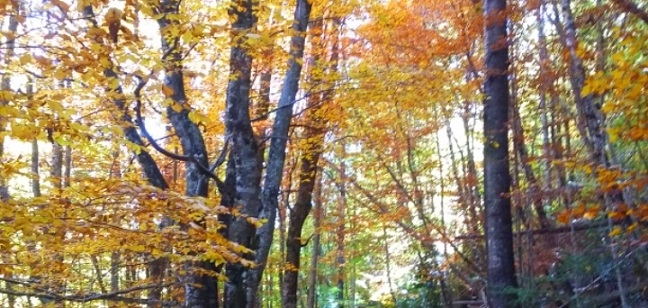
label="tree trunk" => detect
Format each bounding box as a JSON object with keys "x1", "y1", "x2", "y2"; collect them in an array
[
  {"x1": 334, "y1": 160, "x2": 347, "y2": 306},
  {"x1": 306, "y1": 175, "x2": 323, "y2": 308},
  {"x1": 80, "y1": 6, "x2": 171, "y2": 307},
  {"x1": 382, "y1": 225, "x2": 397, "y2": 305},
  {"x1": 511, "y1": 83, "x2": 550, "y2": 228},
  {"x1": 483, "y1": 0, "x2": 518, "y2": 306},
  {"x1": 281, "y1": 12, "x2": 331, "y2": 308},
  {"x1": 560, "y1": 0, "x2": 607, "y2": 165},
  {"x1": 223, "y1": 0, "x2": 262, "y2": 306},
  {"x1": 536, "y1": 0, "x2": 555, "y2": 220},
  {"x1": 251, "y1": 0, "x2": 312, "y2": 306},
  {"x1": 154, "y1": 0, "x2": 216, "y2": 305},
  {"x1": 0, "y1": 0, "x2": 18, "y2": 204}
]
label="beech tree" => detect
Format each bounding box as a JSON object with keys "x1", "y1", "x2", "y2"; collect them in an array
[
  {"x1": 483, "y1": 0, "x2": 518, "y2": 306},
  {"x1": 2, "y1": 0, "x2": 648, "y2": 307}
]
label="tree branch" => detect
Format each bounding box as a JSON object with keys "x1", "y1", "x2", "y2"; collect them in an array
[
  {"x1": 133, "y1": 76, "x2": 230, "y2": 197},
  {"x1": 610, "y1": 0, "x2": 648, "y2": 25},
  {"x1": 0, "y1": 282, "x2": 173, "y2": 304}
]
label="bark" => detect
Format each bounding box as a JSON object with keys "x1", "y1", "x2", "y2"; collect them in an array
[
  {"x1": 277, "y1": 165, "x2": 292, "y2": 306},
  {"x1": 28, "y1": 133, "x2": 43, "y2": 305},
  {"x1": 154, "y1": 0, "x2": 216, "y2": 305},
  {"x1": 537, "y1": 0, "x2": 555, "y2": 220},
  {"x1": 560, "y1": 0, "x2": 607, "y2": 165},
  {"x1": 223, "y1": 0, "x2": 263, "y2": 306},
  {"x1": 281, "y1": 13, "x2": 329, "y2": 308},
  {"x1": 31, "y1": 139, "x2": 40, "y2": 198},
  {"x1": 80, "y1": 7, "x2": 168, "y2": 192},
  {"x1": 559, "y1": 2, "x2": 630, "y2": 305},
  {"x1": 0, "y1": 2, "x2": 18, "y2": 203},
  {"x1": 251, "y1": 0, "x2": 312, "y2": 306},
  {"x1": 610, "y1": 0, "x2": 648, "y2": 25},
  {"x1": 511, "y1": 88, "x2": 550, "y2": 228},
  {"x1": 50, "y1": 135, "x2": 63, "y2": 192},
  {"x1": 483, "y1": 0, "x2": 518, "y2": 306},
  {"x1": 382, "y1": 225, "x2": 397, "y2": 305},
  {"x1": 306, "y1": 175, "x2": 322, "y2": 308},
  {"x1": 435, "y1": 130, "x2": 454, "y2": 307},
  {"x1": 81, "y1": 6, "x2": 170, "y2": 307},
  {"x1": 334, "y1": 161, "x2": 347, "y2": 305},
  {"x1": 445, "y1": 122, "x2": 485, "y2": 278},
  {"x1": 462, "y1": 102, "x2": 482, "y2": 235},
  {"x1": 44, "y1": 105, "x2": 65, "y2": 307},
  {"x1": 63, "y1": 146, "x2": 71, "y2": 189}
]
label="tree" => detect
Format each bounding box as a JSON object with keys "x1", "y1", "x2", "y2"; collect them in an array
[
  {"x1": 483, "y1": 0, "x2": 518, "y2": 306},
  {"x1": 3, "y1": 0, "x2": 648, "y2": 307}
]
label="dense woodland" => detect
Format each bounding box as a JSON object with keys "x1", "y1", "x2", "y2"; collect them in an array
[{"x1": 0, "y1": 0, "x2": 647, "y2": 307}]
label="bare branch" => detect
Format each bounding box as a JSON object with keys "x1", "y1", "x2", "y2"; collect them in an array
[{"x1": 0, "y1": 281, "x2": 173, "y2": 304}]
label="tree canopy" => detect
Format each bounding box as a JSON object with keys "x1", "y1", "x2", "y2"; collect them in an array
[{"x1": 1, "y1": 0, "x2": 647, "y2": 307}]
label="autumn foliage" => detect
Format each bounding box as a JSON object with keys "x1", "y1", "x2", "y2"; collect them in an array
[{"x1": 1, "y1": 0, "x2": 648, "y2": 307}]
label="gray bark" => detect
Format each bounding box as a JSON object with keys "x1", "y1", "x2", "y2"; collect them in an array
[
  {"x1": 80, "y1": 7, "x2": 169, "y2": 191},
  {"x1": 280, "y1": 11, "x2": 330, "y2": 308},
  {"x1": 0, "y1": 2, "x2": 19, "y2": 202},
  {"x1": 223, "y1": 1, "x2": 262, "y2": 307},
  {"x1": 154, "y1": 0, "x2": 216, "y2": 305},
  {"x1": 559, "y1": 0, "x2": 607, "y2": 165},
  {"x1": 81, "y1": 6, "x2": 170, "y2": 307},
  {"x1": 560, "y1": 1, "x2": 630, "y2": 306},
  {"x1": 250, "y1": 0, "x2": 313, "y2": 306}
]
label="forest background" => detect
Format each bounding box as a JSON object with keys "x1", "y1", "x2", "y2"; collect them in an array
[{"x1": 0, "y1": 0, "x2": 647, "y2": 307}]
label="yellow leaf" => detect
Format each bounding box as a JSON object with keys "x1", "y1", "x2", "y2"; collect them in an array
[
  {"x1": 131, "y1": 245, "x2": 146, "y2": 252},
  {"x1": 607, "y1": 211, "x2": 625, "y2": 221},
  {"x1": 19, "y1": 53, "x2": 31, "y2": 65},
  {"x1": 162, "y1": 85, "x2": 175, "y2": 96},
  {"x1": 171, "y1": 103, "x2": 183, "y2": 113},
  {"x1": 583, "y1": 207, "x2": 599, "y2": 220},
  {"x1": 609, "y1": 226, "x2": 622, "y2": 237}
]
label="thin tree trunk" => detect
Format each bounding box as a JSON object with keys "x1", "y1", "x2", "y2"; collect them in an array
[
  {"x1": 307, "y1": 175, "x2": 323, "y2": 308},
  {"x1": 334, "y1": 158, "x2": 347, "y2": 306},
  {"x1": 154, "y1": 0, "x2": 216, "y2": 305},
  {"x1": 80, "y1": 6, "x2": 171, "y2": 307},
  {"x1": 483, "y1": 0, "x2": 518, "y2": 306},
  {"x1": 276, "y1": 160, "x2": 292, "y2": 306},
  {"x1": 509, "y1": 22, "x2": 549, "y2": 229},
  {"x1": 281, "y1": 11, "x2": 335, "y2": 308},
  {"x1": 252, "y1": 0, "x2": 313, "y2": 306},
  {"x1": 560, "y1": 0, "x2": 607, "y2": 164},
  {"x1": 109, "y1": 150, "x2": 121, "y2": 295},
  {"x1": 0, "y1": 0, "x2": 18, "y2": 204},
  {"x1": 559, "y1": 1, "x2": 629, "y2": 305},
  {"x1": 435, "y1": 129, "x2": 454, "y2": 307},
  {"x1": 31, "y1": 139, "x2": 40, "y2": 198},
  {"x1": 382, "y1": 225, "x2": 397, "y2": 305},
  {"x1": 537, "y1": 0, "x2": 554, "y2": 218}
]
